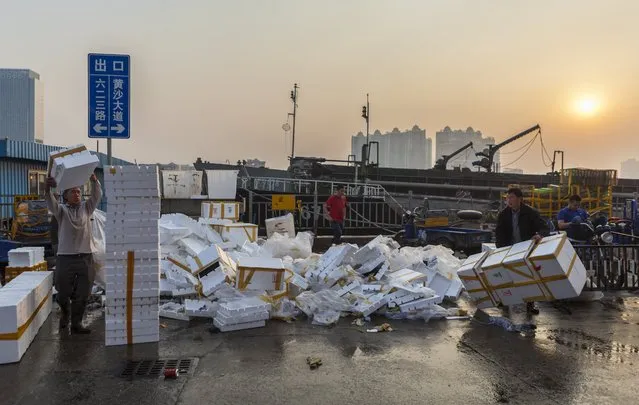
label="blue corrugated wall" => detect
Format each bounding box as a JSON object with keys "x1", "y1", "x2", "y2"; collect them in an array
[{"x1": 0, "y1": 159, "x2": 46, "y2": 218}]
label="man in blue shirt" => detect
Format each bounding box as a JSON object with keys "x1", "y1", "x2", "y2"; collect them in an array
[{"x1": 557, "y1": 195, "x2": 589, "y2": 237}]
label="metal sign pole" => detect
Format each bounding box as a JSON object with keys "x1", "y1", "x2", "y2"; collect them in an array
[{"x1": 107, "y1": 138, "x2": 112, "y2": 166}]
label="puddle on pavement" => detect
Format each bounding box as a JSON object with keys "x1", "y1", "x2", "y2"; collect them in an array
[{"x1": 536, "y1": 328, "x2": 639, "y2": 364}]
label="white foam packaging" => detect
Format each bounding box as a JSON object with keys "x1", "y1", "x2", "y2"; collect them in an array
[
  {"x1": 0, "y1": 272, "x2": 53, "y2": 364},
  {"x1": 265, "y1": 213, "x2": 296, "y2": 238},
  {"x1": 527, "y1": 233, "x2": 587, "y2": 300},
  {"x1": 457, "y1": 251, "x2": 497, "y2": 309},
  {"x1": 103, "y1": 165, "x2": 161, "y2": 346},
  {"x1": 8, "y1": 247, "x2": 45, "y2": 268},
  {"x1": 48, "y1": 144, "x2": 100, "y2": 190},
  {"x1": 236, "y1": 257, "x2": 286, "y2": 291}
]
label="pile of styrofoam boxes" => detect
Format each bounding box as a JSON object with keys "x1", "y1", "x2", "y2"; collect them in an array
[
  {"x1": 103, "y1": 165, "x2": 161, "y2": 346},
  {"x1": 47, "y1": 144, "x2": 100, "y2": 190},
  {"x1": 5, "y1": 247, "x2": 47, "y2": 283},
  {"x1": 0, "y1": 272, "x2": 53, "y2": 364},
  {"x1": 265, "y1": 213, "x2": 296, "y2": 238},
  {"x1": 458, "y1": 234, "x2": 588, "y2": 308},
  {"x1": 213, "y1": 296, "x2": 271, "y2": 332},
  {"x1": 235, "y1": 257, "x2": 286, "y2": 292}
]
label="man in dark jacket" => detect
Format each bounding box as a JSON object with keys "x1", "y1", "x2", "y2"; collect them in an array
[{"x1": 495, "y1": 187, "x2": 546, "y2": 314}]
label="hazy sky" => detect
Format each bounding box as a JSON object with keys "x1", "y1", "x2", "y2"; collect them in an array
[{"x1": 2, "y1": 1, "x2": 638, "y2": 174}]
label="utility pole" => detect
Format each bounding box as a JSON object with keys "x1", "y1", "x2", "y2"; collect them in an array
[
  {"x1": 361, "y1": 93, "x2": 369, "y2": 165},
  {"x1": 552, "y1": 150, "x2": 565, "y2": 174},
  {"x1": 290, "y1": 84, "x2": 298, "y2": 159}
]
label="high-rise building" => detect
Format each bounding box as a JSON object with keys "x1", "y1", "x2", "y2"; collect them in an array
[
  {"x1": 351, "y1": 125, "x2": 432, "y2": 169},
  {"x1": 0, "y1": 69, "x2": 44, "y2": 143},
  {"x1": 621, "y1": 158, "x2": 639, "y2": 179},
  {"x1": 435, "y1": 126, "x2": 500, "y2": 171}
]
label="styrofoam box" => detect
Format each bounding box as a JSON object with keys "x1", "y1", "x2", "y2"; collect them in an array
[
  {"x1": 527, "y1": 234, "x2": 587, "y2": 300},
  {"x1": 215, "y1": 309, "x2": 269, "y2": 325},
  {"x1": 49, "y1": 145, "x2": 100, "y2": 190},
  {"x1": 201, "y1": 201, "x2": 240, "y2": 220},
  {"x1": 457, "y1": 251, "x2": 498, "y2": 309},
  {"x1": 491, "y1": 240, "x2": 550, "y2": 306},
  {"x1": 8, "y1": 247, "x2": 45, "y2": 268},
  {"x1": 236, "y1": 257, "x2": 286, "y2": 291},
  {"x1": 385, "y1": 268, "x2": 428, "y2": 285},
  {"x1": 184, "y1": 299, "x2": 218, "y2": 318},
  {"x1": 200, "y1": 270, "x2": 227, "y2": 297},
  {"x1": 106, "y1": 334, "x2": 160, "y2": 346},
  {"x1": 218, "y1": 296, "x2": 271, "y2": 315},
  {"x1": 0, "y1": 272, "x2": 53, "y2": 364},
  {"x1": 480, "y1": 246, "x2": 514, "y2": 288},
  {"x1": 0, "y1": 297, "x2": 52, "y2": 364},
  {"x1": 482, "y1": 243, "x2": 496, "y2": 253},
  {"x1": 221, "y1": 223, "x2": 258, "y2": 246},
  {"x1": 213, "y1": 318, "x2": 266, "y2": 332},
  {"x1": 186, "y1": 244, "x2": 220, "y2": 274},
  {"x1": 424, "y1": 268, "x2": 453, "y2": 299},
  {"x1": 265, "y1": 213, "x2": 296, "y2": 238}
]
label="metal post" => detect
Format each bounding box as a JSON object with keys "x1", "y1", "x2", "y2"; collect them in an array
[
  {"x1": 248, "y1": 190, "x2": 254, "y2": 225},
  {"x1": 290, "y1": 83, "x2": 298, "y2": 159},
  {"x1": 107, "y1": 138, "x2": 112, "y2": 166},
  {"x1": 313, "y1": 181, "x2": 319, "y2": 235},
  {"x1": 366, "y1": 94, "x2": 370, "y2": 164}
]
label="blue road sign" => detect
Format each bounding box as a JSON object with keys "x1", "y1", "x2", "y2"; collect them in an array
[{"x1": 88, "y1": 54, "x2": 130, "y2": 139}]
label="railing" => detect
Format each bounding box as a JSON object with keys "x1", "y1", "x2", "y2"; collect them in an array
[
  {"x1": 244, "y1": 194, "x2": 403, "y2": 236},
  {"x1": 239, "y1": 177, "x2": 386, "y2": 199},
  {"x1": 575, "y1": 244, "x2": 639, "y2": 291}
]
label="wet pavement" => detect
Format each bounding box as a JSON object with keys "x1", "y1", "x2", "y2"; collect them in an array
[{"x1": 1, "y1": 294, "x2": 639, "y2": 405}]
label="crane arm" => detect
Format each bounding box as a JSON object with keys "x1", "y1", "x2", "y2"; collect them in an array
[
  {"x1": 476, "y1": 124, "x2": 540, "y2": 158},
  {"x1": 434, "y1": 142, "x2": 473, "y2": 170}
]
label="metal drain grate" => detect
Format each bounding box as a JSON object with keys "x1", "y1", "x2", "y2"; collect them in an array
[{"x1": 120, "y1": 358, "x2": 196, "y2": 378}]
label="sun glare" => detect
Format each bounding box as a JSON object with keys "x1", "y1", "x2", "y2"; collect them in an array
[{"x1": 573, "y1": 96, "x2": 600, "y2": 117}]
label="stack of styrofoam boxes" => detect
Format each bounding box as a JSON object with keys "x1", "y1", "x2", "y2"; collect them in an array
[
  {"x1": 104, "y1": 165, "x2": 161, "y2": 346},
  {"x1": 458, "y1": 234, "x2": 588, "y2": 309},
  {"x1": 0, "y1": 272, "x2": 53, "y2": 364},
  {"x1": 5, "y1": 247, "x2": 47, "y2": 283},
  {"x1": 213, "y1": 296, "x2": 272, "y2": 332},
  {"x1": 48, "y1": 144, "x2": 100, "y2": 190}
]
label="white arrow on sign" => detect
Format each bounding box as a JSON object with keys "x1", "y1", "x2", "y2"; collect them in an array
[
  {"x1": 111, "y1": 124, "x2": 126, "y2": 134},
  {"x1": 93, "y1": 123, "x2": 107, "y2": 133}
]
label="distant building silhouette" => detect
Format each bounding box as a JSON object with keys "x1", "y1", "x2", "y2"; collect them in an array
[
  {"x1": 436, "y1": 126, "x2": 500, "y2": 171},
  {"x1": 621, "y1": 158, "x2": 639, "y2": 179},
  {"x1": 351, "y1": 125, "x2": 432, "y2": 169},
  {"x1": 0, "y1": 69, "x2": 44, "y2": 143}
]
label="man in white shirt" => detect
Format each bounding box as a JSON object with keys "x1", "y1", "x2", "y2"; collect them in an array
[{"x1": 45, "y1": 174, "x2": 102, "y2": 334}]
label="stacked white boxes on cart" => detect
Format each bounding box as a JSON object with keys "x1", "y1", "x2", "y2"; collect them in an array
[{"x1": 104, "y1": 165, "x2": 161, "y2": 346}]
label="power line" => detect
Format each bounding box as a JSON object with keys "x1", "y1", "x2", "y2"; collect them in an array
[
  {"x1": 502, "y1": 132, "x2": 540, "y2": 168},
  {"x1": 500, "y1": 133, "x2": 538, "y2": 155}
]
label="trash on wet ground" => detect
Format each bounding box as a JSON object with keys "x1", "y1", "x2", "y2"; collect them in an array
[
  {"x1": 149, "y1": 211, "x2": 471, "y2": 332},
  {"x1": 366, "y1": 323, "x2": 394, "y2": 333},
  {"x1": 306, "y1": 356, "x2": 322, "y2": 370}
]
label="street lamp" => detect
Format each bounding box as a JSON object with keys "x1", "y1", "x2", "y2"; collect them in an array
[{"x1": 361, "y1": 93, "x2": 369, "y2": 164}]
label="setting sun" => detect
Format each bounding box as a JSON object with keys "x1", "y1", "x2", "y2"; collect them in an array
[{"x1": 573, "y1": 96, "x2": 601, "y2": 117}]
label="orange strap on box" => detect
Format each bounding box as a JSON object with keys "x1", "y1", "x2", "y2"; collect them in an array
[{"x1": 0, "y1": 292, "x2": 51, "y2": 341}]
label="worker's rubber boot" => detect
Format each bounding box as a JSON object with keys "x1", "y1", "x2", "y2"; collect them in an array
[
  {"x1": 58, "y1": 301, "x2": 70, "y2": 330},
  {"x1": 70, "y1": 300, "x2": 91, "y2": 334},
  {"x1": 526, "y1": 302, "x2": 540, "y2": 315}
]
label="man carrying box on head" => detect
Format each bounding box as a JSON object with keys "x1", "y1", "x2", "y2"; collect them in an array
[
  {"x1": 45, "y1": 173, "x2": 102, "y2": 334},
  {"x1": 495, "y1": 187, "x2": 547, "y2": 315},
  {"x1": 324, "y1": 185, "x2": 347, "y2": 245}
]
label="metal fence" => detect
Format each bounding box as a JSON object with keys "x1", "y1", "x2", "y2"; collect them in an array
[
  {"x1": 244, "y1": 194, "x2": 403, "y2": 236},
  {"x1": 576, "y1": 245, "x2": 639, "y2": 291}
]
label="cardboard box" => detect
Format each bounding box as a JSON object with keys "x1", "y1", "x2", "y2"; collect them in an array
[{"x1": 527, "y1": 233, "x2": 588, "y2": 300}]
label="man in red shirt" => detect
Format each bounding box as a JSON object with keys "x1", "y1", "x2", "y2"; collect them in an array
[{"x1": 324, "y1": 185, "x2": 347, "y2": 245}]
